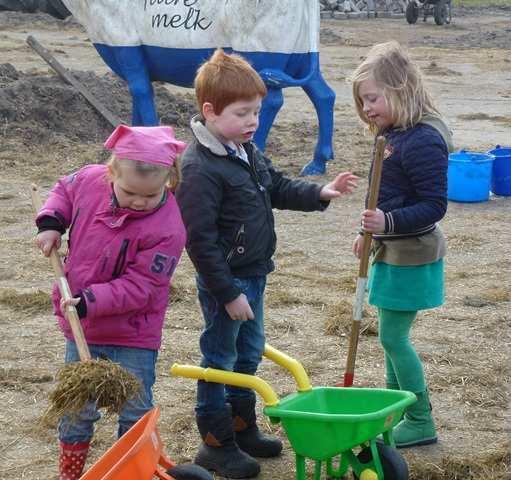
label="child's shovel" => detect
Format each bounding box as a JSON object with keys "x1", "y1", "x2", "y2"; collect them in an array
[
  {"x1": 30, "y1": 184, "x2": 92, "y2": 361},
  {"x1": 30, "y1": 184, "x2": 141, "y2": 422},
  {"x1": 343, "y1": 136, "x2": 386, "y2": 387}
]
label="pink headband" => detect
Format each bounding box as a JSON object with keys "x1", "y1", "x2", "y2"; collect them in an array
[{"x1": 104, "y1": 125, "x2": 187, "y2": 167}]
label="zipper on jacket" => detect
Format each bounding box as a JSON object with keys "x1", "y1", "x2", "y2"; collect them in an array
[
  {"x1": 229, "y1": 148, "x2": 274, "y2": 262},
  {"x1": 112, "y1": 239, "x2": 130, "y2": 278},
  {"x1": 66, "y1": 208, "x2": 80, "y2": 251},
  {"x1": 228, "y1": 151, "x2": 266, "y2": 193},
  {"x1": 226, "y1": 224, "x2": 245, "y2": 263},
  {"x1": 249, "y1": 155, "x2": 276, "y2": 258},
  {"x1": 244, "y1": 155, "x2": 266, "y2": 193},
  {"x1": 100, "y1": 253, "x2": 109, "y2": 274},
  {"x1": 250, "y1": 162, "x2": 266, "y2": 192}
]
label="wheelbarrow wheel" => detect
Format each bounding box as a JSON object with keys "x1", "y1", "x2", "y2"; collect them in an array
[
  {"x1": 167, "y1": 463, "x2": 214, "y2": 480},
  {"x1": 405, "y1": 0, "x2": 419, "y2": 24},
  {"x1": 434, "y1": 0, "x2": 448, "y2": 25},
  {"x1": 353, "y1": 443, "x2": 409, "y2": 480}
]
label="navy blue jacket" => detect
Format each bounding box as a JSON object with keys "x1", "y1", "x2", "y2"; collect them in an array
[{"x1": 368, "y1": 123, "x2": 448, "y2": 238}]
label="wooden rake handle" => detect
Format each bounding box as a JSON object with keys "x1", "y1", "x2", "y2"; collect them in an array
[
  {"x1": 343, "y1": 135, "x2": 386, "y2": 387},
  {"x1": 30, "y1": 184, "x2": 91, "y2": 361}
]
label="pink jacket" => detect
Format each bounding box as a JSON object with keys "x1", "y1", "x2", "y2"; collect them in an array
[{"x1": 37, "y1": 164, "x2": 186, "y2": 350}]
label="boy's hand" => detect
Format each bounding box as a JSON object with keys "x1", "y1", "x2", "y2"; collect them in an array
[
  {"x1": 361, "y1": 208, "x2": 385, "y2": 233},
  {"x1": 319, "y1": 172, "x2": 359, "y2": 201},
  {"x1": 352, "y1": 234, "x2": 364, "y2": 259},
  {"x1": 225, "y1": 294, "x2": 255, "y2": 321},
  {"x1": 35, "y1": 230, "x2": 62, "y2": 257}
]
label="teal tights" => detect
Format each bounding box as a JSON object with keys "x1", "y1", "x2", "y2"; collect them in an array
[{"x1": 378, "y1": 308, "x2": 426, "y2": 393}]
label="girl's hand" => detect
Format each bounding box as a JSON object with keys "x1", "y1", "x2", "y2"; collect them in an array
[
  {"x1": 352, "y1": 234, "x2": 364, "y2": 259},
  {"x1": 225, "y1": 294, "x2": 255, "y2": 321},
  {"x1": 361, "y1": 208, "x2": 385, "y2": 233},
  {"x1": 60, "y1": 296, "x2": 81, "y2": 313},
  {"x1": 35, "y1": 230, "x2": 61, "y2": 257},
  {"x1": 320, "y1": 172, "x2": 359, "y2": 201}
]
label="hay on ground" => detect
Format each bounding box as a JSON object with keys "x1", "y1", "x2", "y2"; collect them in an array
[
  {"x1": 408, "y1": 442, "x2": 511, "y2": 480},
  {"x1": 0, "y1": 288, "x2": 51, "y2": 313},
  {"x1": 325, "y1": 299, "x2": 377, "y2": 336}
]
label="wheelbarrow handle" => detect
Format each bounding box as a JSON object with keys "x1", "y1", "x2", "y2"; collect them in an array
[
  {"x1": 30, "y1": 184, "x2": 92, "y2": 362},
  {"x1": 172, "y1": 345, "x2": 312, "y2": 404},
  {"x1": 263, "y1": 344, "x2": 312, "y2": 392},
  {"x1": 170, "y1": 364, "x2": 279, "y2": 406}
]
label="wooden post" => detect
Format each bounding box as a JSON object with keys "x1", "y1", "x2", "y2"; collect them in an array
[{"x1": 26, "y1": 35, "x2": 122, "y2": 129}]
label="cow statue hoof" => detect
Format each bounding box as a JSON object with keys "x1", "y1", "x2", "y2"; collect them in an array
[{"x1": 300, "y1": 159, "x2": 327, "y2": 176}]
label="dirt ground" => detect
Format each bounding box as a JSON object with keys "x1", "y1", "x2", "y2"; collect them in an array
[{"x1": 0, "y1": 6, "x2": 510, "y2": 480}]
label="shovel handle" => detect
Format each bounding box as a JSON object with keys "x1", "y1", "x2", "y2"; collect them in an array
[
  {"x1": 358, "y1": 136, "x2": 386, "y2": 278},
  {"x1": 343, "y1": 136, "x2": 386, "y2": 387},
  {"x1": 30, "y1": 184, "x2": 91, "y2": 361}
]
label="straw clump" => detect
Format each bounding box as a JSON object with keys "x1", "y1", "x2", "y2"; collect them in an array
[
  {"x1": 325, "y1": 299, "x2": 377, "y2": 336},
  {"x1": 43, "y1": 359, "x2": 141, "y2": 424},
  {"x1": 0, "y1": 288, "x2": 51, "y2": 313},
  {"x1": 408, "y1": 441, "x2": 511, "y2": 479}
]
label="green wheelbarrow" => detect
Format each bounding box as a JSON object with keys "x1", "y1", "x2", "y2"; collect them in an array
[{"x1": 171, "y1": 345, "x2": 416, "y2": 480}]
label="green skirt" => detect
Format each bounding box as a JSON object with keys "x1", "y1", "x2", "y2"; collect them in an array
[{"x1": 368, "y1": 259, "x2": 444, "y2": 311}]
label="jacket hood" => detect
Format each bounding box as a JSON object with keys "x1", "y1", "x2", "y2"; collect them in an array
[{"x1": 420, "y1": 114, "x2": 454, "y2": 153}]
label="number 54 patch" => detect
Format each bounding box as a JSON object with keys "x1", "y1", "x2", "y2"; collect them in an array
[{"x1": 151, "y1": 253, "x2": 178, "y2": 277}]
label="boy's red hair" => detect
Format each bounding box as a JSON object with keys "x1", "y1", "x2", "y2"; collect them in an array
[{"x1": 195, "y1": 49, "x2": 267, "y2": 115}]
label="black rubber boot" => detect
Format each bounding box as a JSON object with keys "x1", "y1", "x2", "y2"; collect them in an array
[
  {"x1": 230, "y1": 396, "x2": 283, "y2": 458},
  {"x1": 195, "y1": 407, "x2": 260, "y2": 479}
]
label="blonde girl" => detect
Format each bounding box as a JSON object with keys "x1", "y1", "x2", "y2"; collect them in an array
[{"x1": 351, "y1": 41, "x2": 453, "y2": 448}]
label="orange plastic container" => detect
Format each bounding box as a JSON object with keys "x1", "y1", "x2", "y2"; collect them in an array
[{"x1": 80, "y1": 407, "x2": 176, "y2": 480}]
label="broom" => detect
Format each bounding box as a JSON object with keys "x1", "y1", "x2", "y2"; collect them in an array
[
  {"x1": 343, "y1": 136, "x2": 386, "y2": 387},
  {"x1": 30, "y1": 184, "x2": 141, "y2": 423}
]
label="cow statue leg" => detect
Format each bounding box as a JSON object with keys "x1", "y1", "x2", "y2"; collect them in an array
[
  {"x1": 111, "y1": 47, "x2": 159, "y2": 126},
  {"x1": 300, "y1": 71, "x2": 336, "y2": 176},
  {"x1": 253, "y1": 87, "x2": 284, "y2": 152}
]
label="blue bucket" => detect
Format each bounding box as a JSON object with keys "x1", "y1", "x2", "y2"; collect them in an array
[
  {"x1": 487, "y1": 145, "x2": 511, "y2": 196},
  {"x1": 447, "y1": 150, "x2": 494, "y2": 202}
]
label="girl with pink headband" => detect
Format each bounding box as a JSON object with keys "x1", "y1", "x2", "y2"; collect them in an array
[{"x1": 35, "y1": 125, "x2": 187, "y2": 480}]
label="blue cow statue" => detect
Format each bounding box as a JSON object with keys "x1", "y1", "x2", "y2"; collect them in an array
[{"x1": 62, "y1": 0, "x2": 335, "y2": 175}]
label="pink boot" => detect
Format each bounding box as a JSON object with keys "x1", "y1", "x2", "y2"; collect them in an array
[{"x1": 59, "y1": 441, "x2": 90, "y2": 480}]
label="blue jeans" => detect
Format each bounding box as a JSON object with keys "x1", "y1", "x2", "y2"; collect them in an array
[
  {"x1": 58, "y1": 341, "x2": 157, "y2": 444},
  {"x1": 196, "y1": 275, "x2": 266, "y2": 415}
]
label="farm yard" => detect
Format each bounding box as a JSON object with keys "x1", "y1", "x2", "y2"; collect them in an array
[{"x1": 0, "y1": 4, "x2": 510, "y2": 480}]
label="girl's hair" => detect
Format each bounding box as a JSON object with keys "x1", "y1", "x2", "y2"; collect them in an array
[
  {"x1": 351, "y1": 41, "x2": 439, "y2": 132},
  {"x1": 107, "y1": 155, "x2": 181, "y2": 192},
  {"x1": 195, "y1": 49, "x2": 267, "y2": 115}
]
